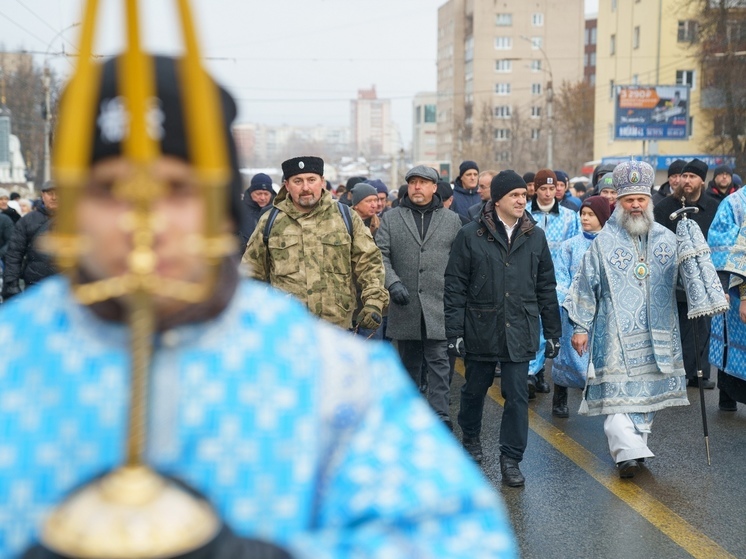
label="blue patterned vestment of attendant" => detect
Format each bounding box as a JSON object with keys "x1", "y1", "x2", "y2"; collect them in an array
[
  {"x1": 552, "y1": 232, "x2": 595, "y2": 389},
  {"x1": 527, "y1": 202, "x2": 581, "y2": 374},
  {"x1": 0, "y1": 277, "x2": 517, "y2": 559},
  {"x1": 563, "y1": 215, "x2": 689, "y2": 418},
  {"x1": 708, "y1": 188, "x2": 746, "y2": 380}
]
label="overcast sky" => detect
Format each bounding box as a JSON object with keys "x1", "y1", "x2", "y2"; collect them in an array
[{"x1": 1, "y1": 0, "x2": 598, "y2": 147}]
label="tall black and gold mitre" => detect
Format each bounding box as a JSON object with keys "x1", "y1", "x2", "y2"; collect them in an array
[{"x1": 26, "y1": 1, "x2": 287, "y2": 558}]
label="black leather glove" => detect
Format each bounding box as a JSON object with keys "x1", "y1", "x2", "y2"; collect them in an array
[
  {"x1": 545, "y1": 338, "x2": 560, "y2": 359},
  {"x1": 356, "y1": 304, "x2": 383, "y2": 330},
  {"x1": 388, "y1": 281, "x2": 410, "y2": 306},
  {"x1": 447, "y1": 337, "x2": 465, "y2": 358}
]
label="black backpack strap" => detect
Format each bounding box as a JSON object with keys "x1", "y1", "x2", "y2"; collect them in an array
[
  {"x1": 262, "y1": 207, "x2": 282, "y2": 245},
  {"x1": 337, "y1": 202, "x2": 354, "y2": 239}
]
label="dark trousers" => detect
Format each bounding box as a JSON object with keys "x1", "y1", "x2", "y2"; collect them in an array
[
  {"x1": 397, "y1": 338, "x2": 452, "y2": 420},
  {"x1": 678, "y1": 301, "x2": 711, "y2": 379},
  {"x1": 458, "y1": 358, "x2": 529, "y2": 462}
]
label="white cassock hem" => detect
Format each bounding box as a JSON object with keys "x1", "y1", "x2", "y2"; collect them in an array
[{"x1": 604, "y1": 413, "x2": 655, "y2": 463}]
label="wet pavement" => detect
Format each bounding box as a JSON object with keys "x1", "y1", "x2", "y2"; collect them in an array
[{"x1": 448, "y1": 361, "x2": 746, "y2": 559}]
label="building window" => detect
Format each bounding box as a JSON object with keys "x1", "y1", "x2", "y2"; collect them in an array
[
  {"x1": 531, "y1": 36, "x2": 542, "y2": 50},
  {"x1": 495, "y1": 59, "x2": 513, "y2": 72},
  {"x1": 532, "y1": 13, "x2": 544, "y2": 27},
  {"x1": 494, "y1": 36, "x2": 513, "y2": 50},
  {"x1": 532, "y1": 83, "x2": 542, "y2": 95},
  {"x1": 494, "y1": 128, "x2": 511, "y2": 141},
  {"x1": 494, "y1": 105, "x2": 512, "y2": 118},
  {"x1": 584, "y1": 53, "x2": 589, "y2": 67},
  {"x1": 590, "y1": 52, "x2": 596, "y2": 66},
  {"x1": 678, "y1": 20, "x2": 698, "y2": 43},
  {"x1": 610, "y1": 79, "x2": 615, "y2": 99},
  {"x1": 590, "y1": 74, "x2": 596, "y2": 86},
  {"x1": 611, "y1": 0, "x2": 617, "y2": 11},
  {"x1": 633, "y1": 26, "x2": 640, "y2": 49},
  {"x1": 497, "y1": 151, "x2": 511, "y2": 162},
  {"x1": 531, "y1": 59, "x2": 542, "y2": 72},
  {"x1": 531, "y1": 106, "x2": 542, "y2": 118},
  {"x1": 465, "y1": 36, "x2": 474, "y2": 62},
  {"x1": 676, "y1": 70, "x2": 696, "y2": 90},
  {"x1": 495, "y1": 82, "x2": 512, "y2": 95},
  {"x1": 424, "y1": 104, "x2": 437, "y2": 123},
  {"x1": 610, "y1": 34, "x2": 616, "y2": 55},
  {"x1": 531, "y1": 129, "x2": 541, "y2": 141},
  {"x1": 591, "y1": 27, "x2": 597, "y2": 45},
  {"x1": 585, "y1": 28, "x2": 590, "y2": 45},
  {"x1": 496, "y1": 13, "x2": 512, "y2": 26}
]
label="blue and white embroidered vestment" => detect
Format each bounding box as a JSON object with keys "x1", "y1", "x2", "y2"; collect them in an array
[
  {"x1": 552, "y1": 232, "x2": 595, "y2": 389},
  {"x1": 562, "y1": 216, "x2": 689, "y2": 418},
  {"x1": 0, "y1": 277, "x2": 516, "y2": 559},
  {"x1": 708, "y1": 188, "x2": 746, "y2": 380}
]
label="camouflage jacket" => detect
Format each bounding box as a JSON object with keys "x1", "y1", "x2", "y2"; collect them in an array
[{"x1": 243, "y1": 188, "x2": 388, "y2": 329}]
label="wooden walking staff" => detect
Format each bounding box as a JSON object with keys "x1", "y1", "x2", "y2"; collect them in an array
[
  {"x1": 670, "y1": 201, "x2": 711, "y2": 466},
  {"x1": 37, "y1": 0, "x2": 236, "y2": 556}
]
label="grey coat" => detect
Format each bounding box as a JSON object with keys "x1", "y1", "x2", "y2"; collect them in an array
[{"x1": 377, "y1": 202, "x2": 463, "y2": 340}]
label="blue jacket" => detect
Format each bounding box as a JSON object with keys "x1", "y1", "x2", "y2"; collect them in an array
[{"x1": 449, "y1": 179, "x2": 482, "y2": 221}]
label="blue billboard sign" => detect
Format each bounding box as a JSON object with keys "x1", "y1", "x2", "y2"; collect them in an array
[{"x1": 615, "y1": 85, "x2": 690, "y2": 140}]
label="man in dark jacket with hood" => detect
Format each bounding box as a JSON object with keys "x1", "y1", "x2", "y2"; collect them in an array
[
  {"x1": 445, "y1": 170, "x2": 561, "y2": 486},
  {"x1": 2, "y1": 182, "x2": 57, "y2": 300},
  {"x1": 652, "y1": 159, "x2": 685, "y2": 205},
  {"x1": 238, "y1": 172, "x2": 275, "y2": 252},
  {"x1": 706, "y1": 164, "x2": 738, "y2": 204},
  {"x1": 449, "y1": 160, "x2": 481, "y2": 221}
]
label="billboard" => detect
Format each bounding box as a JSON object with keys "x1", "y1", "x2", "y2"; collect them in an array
[{"x1": 615, "y1": 85, "x2": 690, "y2": 140}]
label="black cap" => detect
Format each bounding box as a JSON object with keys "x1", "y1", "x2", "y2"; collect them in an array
[
  {"x1": 491, "y1": 170, "x2": 526, "y2": 202},
  {"x1": 522, "y1": 171, "x2": 535, "y2": 184},
  {"x1": 282, "y1": 156, "x2": 324, "y2": 180},
  {"x1": 667, "y1": 159, "x2": 687, "y2": 177},
  {"x1": 437, "y1": 180, "x2": 453, "y2": 200},
  {"x1": 681, "y1": 158, "x2": 708, "y2": 183},
  {"x1": 713, "y1": 164, "x2": 733, "y2": 178}
]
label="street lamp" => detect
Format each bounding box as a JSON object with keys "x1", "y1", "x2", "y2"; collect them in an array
[{"x1": 520, "y1": 35, "x2": 554, "y2": 168}]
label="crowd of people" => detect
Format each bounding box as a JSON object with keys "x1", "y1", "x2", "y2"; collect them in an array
[{"x1": 0, "y1": 56, "x2": 743, "y2": 556}]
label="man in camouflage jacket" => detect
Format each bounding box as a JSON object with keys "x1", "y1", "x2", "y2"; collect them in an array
[{"x1": 243, "y1": 156, "x2": 388, "y2": 330}]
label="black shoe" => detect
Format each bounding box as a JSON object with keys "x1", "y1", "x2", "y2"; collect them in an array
[
  {"x1": 535, "y1": 370, "x2": 551, "y2": 393},
  {"x1": 552, "y1": 385, "x2": 569, "y2": 418},
  {"x1": 527, "y1": 376, "x2": 536, "y2": 400},
  {"x1": 688, "y1": 378, "x2": 716, "y2": 389},
  {"x1": 617, "y1": 459, "x2": 641, "y2": 479},
  {"x1": 462, "y1": 436, "x2": 483, "y2": 464},
  {"x1": 499, "y1": 455, "x2": 525, "y2": 487},
  {"x1": 719, "y1": 390, "x2": 738, "y2": 411}
]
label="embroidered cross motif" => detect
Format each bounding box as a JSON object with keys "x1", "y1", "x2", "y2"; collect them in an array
[
  {"x1": 610, "y1": 248, "x2": 633, "y2": 270},
  {"x1": 654, "y1": 243, "x2": 673, "y2": 265}
]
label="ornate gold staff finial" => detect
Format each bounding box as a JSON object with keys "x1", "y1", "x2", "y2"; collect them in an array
[{"x1": 37, "y1": 0, "x2": 237, "y2": 556}]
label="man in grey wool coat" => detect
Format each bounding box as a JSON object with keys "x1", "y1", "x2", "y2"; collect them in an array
[{"x1": 376, "y1": 165, "x2": 463, "y2": 428}]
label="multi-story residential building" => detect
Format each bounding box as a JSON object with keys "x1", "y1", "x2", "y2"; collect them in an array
[
  {"x1": 436, "y1": 0, "x2": 584, "y2": 169},
  {"x1": 585, "y1": 16, "x2": 597, "y2": 86},
  {"x1": 593, "y1": 0, "x2": 737, "y2": 180},
  {"x1": 412, "y1": 92, "x2": 438, "y2": 165},
  {"x1": 350, "y1": 86, "x2": 396, "y2": 159}
]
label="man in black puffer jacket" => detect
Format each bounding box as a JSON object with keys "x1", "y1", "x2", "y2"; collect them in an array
[
  {"x1": 1, "y1": 182, "x2": 57, "y2": 300},
  {"x1": 238, "y1": 172, "x2": 275, "y2": 253},
  {"x1": 445, "y1": 170, "x2": 561, "y2": 486}
]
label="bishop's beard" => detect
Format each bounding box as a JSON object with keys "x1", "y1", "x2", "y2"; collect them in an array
[{"x1": 616, "y1": 202, "x2": 654, "y2": 237}]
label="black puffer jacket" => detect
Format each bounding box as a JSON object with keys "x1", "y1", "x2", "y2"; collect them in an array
[
  {"x1": 1, "y1": 205, "x2": 56, "y2": 299},
  {"x1": 238, "y1": 193, "x2": 274, "y2": 254},
  {"x1": 444, "y1": 203, "x2": 561, "y2": 362}
]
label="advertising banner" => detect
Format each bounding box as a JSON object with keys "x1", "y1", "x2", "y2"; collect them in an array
[{"x1": 615, "y1": 85, "x2": 690, "y2": 140}]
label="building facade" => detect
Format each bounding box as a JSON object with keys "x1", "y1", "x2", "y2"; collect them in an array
[
  {"x1": 436, "y1": 0, "x2": 584, "y2": 170},
  {"x1": 593, "y1": 0, "x2": 721, "y2": 179},
  {"x1": 412, "y1": 92, "x2": 438, "y2": 165},
  {"x1": 350, "y1": 86, "x2": 396, "y2": 159},
  {"x1": 585, "y1": 16, "x2": 597, "y2": 86}
]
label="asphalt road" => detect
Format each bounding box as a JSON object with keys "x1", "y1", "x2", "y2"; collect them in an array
[{"x1": 447, "y1": 361, "x2": 746, "y2": 559}]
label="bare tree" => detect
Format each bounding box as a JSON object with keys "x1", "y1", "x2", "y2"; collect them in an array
[
  {"x1": 552, "y1": 80, "x2": 595, "y2": 175},
  {"x1": 687, "y1": 0, "x2": 746, "y2": 172}
]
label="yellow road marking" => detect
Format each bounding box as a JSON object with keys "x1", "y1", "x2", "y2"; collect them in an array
[{"x1": 455, "y1": 361, "x2": 737, "y2": 559}]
